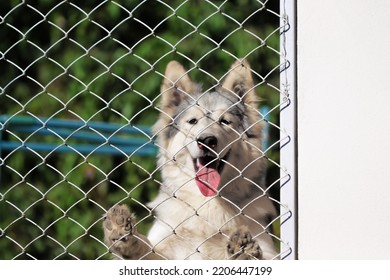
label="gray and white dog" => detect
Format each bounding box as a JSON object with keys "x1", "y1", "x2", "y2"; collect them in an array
[{"x1": 103, "y1": 60, "x2": 278, "y2": 260}]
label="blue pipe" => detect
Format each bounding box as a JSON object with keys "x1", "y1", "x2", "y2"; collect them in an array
[{"x1": 0, "y1": 141, "x2": 157, "y2": 156}]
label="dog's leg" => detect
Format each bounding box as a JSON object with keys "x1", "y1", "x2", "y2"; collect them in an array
[
  {"x1": 103, "y1": 204, "x2": 161, "y2": 260},
  {"x1": 227, "y1": 227, "x2": 263, "y2": 260}
]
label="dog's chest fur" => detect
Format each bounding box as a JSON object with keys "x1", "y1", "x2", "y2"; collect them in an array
[{"x1": 147, "y1": 188, "x2": 273, "y2": 259}]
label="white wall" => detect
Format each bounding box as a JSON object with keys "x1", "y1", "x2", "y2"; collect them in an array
[{"x1": 297, "y1": 0, "x2": 390, "y2": 259}]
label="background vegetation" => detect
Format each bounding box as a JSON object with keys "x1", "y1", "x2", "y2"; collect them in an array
[{"x1": 0, "y1": 0, "x2": 280, "y2": 259}]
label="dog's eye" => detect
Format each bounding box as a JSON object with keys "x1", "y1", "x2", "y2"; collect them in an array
[
  {"x1": 220, "y1": 118, "x2": 232, "y2": 125},
  {"x1": 187, "y1": 118, "x2": 198, "y2": 125}
]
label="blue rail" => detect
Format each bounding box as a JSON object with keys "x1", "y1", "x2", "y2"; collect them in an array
[
  {"x1": 0, "y1": 106, "x2": 270, "y2": 158},
  {"x1": 0, "y1": 115, "x2": 157, "y2": 157}
]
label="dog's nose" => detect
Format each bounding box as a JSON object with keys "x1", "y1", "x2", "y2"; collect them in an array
[{"x1": 197, "y1": 136, "x2": 218, "y2": 150}]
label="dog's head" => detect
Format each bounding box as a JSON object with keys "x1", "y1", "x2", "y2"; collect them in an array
[{"x1": 153, "y1": 60, "x2": 264, "y2": 198}]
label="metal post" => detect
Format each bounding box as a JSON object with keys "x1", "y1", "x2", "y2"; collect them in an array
[{"x1": 280, "y1": 0, "x2": 297, "y2": 260}]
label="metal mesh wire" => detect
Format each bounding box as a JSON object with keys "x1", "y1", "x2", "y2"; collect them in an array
[{"x1": 0, "y1": 0, "x2": 291, "y2": 260}]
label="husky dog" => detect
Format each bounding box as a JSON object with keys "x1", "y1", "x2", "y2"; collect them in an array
[{"x1": 103, "y1": 60, "x2": 278, "y2": 260}]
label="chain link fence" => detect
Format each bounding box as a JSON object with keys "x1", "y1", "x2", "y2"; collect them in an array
[{"x1": 0, "y1": 0, "x2": 292, "y2": 260}]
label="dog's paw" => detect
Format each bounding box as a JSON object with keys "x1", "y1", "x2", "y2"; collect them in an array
[
  {"x1": 227, "y1": 228, "x2": 262, "y2": 260},
  {"x1": 103, "y1": 204, "x2": 137, "y2": 258}
]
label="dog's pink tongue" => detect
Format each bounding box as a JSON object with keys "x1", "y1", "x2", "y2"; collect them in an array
[{"x1": 195, "y1": 164, "x2": 220, "y2": 197}]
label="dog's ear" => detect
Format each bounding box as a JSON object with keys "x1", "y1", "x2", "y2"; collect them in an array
[
  {"x1": 222, "y1": 59, "x2": 262, "y2": 137},
  {"x1": 160, "y1": 61, "x2": 198, "y2": 109},
  {"x1": 221, "y1": 59, "x2": 258, "y2": 109},
  {"x1": 153, "y1": 61, "x2": 199, "y2": 141}
]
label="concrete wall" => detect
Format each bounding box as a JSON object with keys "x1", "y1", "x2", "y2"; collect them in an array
[{"x1": 297, "y1": 0, "x2": 390, "y2": 259}]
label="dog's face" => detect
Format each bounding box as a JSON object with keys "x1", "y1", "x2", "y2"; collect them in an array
[{"x1": 153, "y1": 60, "x2": 264, "y2": 198}]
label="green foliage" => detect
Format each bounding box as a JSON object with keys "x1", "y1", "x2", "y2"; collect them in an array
[{"x1": 0, "y1": 0, "x2": 280, "y2": 259}]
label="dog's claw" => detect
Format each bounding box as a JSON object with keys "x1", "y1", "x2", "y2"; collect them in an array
[
  {"x1": 227, "y1": 228, "x2": 262, "y2": 260},
  {"x1": 103, "y1": 204, "x2": 137, "y2": 257}
]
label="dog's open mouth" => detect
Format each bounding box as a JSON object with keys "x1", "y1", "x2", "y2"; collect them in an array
[{"x1": 193, "y1": 151, "x2": 230, "y2": 197}]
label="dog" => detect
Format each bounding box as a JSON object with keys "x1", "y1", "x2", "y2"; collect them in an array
[{"x1": 103, "y1": 59, "x2": 278, "y2": 260}]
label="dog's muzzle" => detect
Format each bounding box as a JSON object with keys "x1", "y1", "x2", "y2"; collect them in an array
[{"x1": 193, "y1": 136, "x2": 230, "y2": 197}]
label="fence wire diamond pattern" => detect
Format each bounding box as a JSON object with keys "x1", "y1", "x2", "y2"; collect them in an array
[{"x1": 0, "y1": 0, "x2": 291, "y2": 260}]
